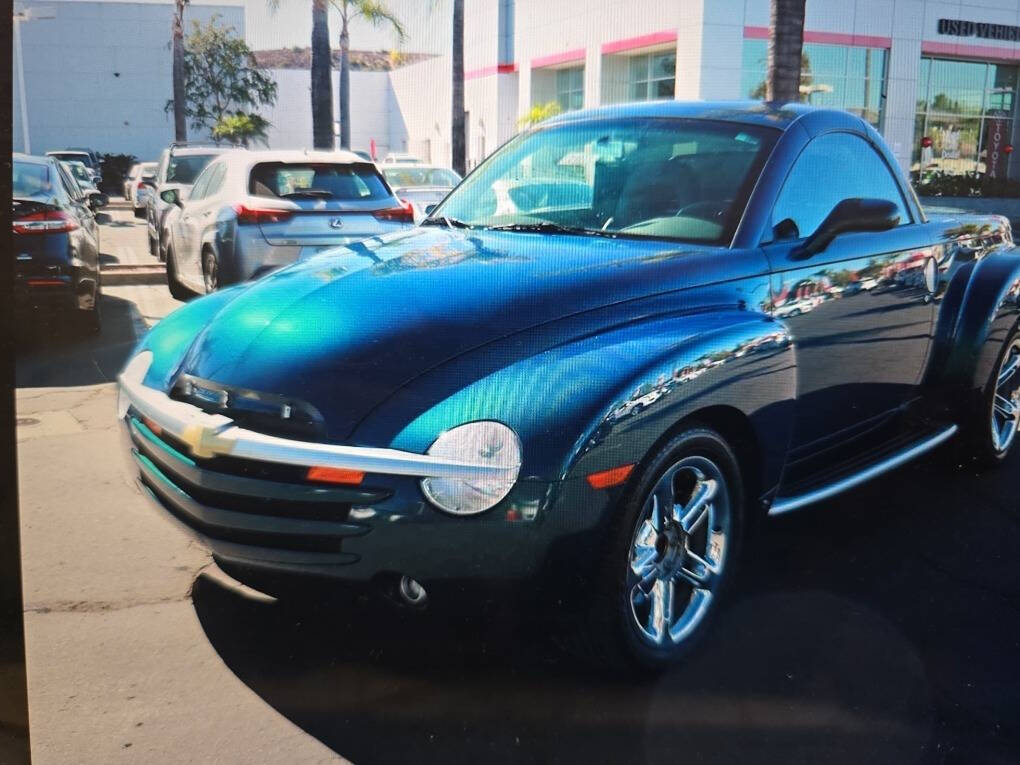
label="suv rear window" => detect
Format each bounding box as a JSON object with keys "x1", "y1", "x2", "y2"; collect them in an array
[
  {"x1": 249, "y1": 162, "x2": 390, "y2": 201},
  {"x1": 166, "y1": 154, "x2": 218, "y2": 184},
  {"x1": 13, "y1": 161, "x2": 53, "y2": 198}
]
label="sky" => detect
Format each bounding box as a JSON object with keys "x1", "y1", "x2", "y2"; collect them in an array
[{"x1": 238, "y1": 0, "x2": 451, "y2": 53}]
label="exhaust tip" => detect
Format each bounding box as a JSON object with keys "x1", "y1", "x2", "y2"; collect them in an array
[{"x1": 398, "y1": 575, "x2": 427, "y2": 607}]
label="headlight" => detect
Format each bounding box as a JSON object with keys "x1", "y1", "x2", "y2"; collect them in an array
[
  {"x1": 421, "y1": 421, "x2": 522, "y2": 516},
  {"x1": 117, "y1": 350, "x2": 153, "y2": 418}
]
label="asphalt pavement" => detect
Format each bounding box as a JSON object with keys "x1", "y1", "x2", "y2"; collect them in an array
[{"x1": 14, "y1": 204, "x2": 1020, "y2": 764}]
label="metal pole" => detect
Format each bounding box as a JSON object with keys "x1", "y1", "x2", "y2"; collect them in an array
[{"x1": 14, "y1": 18, "x2": 30, "y2": 154}]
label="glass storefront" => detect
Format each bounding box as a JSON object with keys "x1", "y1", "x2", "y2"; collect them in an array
[
  {"x1": 913, "y1": 57, "x2": 1019, "y2": 177},
  {"x1": 741, "y1": 39, "x2": 888, "y2": 127},
  {"x1": 556, "y1": 66, "x2": 584, "y2": 112}
]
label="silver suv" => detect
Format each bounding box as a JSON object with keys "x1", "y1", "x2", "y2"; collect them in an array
[
  {"x1": 146, "y1": 144, "x2": 226, "y2": 260},
  {"x1": 161, "y1": 149, "x2": 415, "y2": 298}
]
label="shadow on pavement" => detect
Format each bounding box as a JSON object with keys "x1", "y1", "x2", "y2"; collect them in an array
[
  {"x1": 191, "y1": 449, "x2": 1020, "y2": 765},
  {"x1": 14, "y1": 293, "x2": 143, "y2": 388}
]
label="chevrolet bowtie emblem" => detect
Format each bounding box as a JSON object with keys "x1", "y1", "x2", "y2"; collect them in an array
[
  {"x1": 178, "y1": 423, "x2": 233, "y2": 459},
  {"x1": 329, "y1": 217, "x2": 344, "y2": 229}
]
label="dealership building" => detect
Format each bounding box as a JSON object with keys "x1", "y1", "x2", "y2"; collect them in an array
[
  {"x1": 396, "y1": 0, "x2": 1020, "y2": 180},
  {"x1": 14, "y1": 0, "x2": 1020, "y2": 183}
]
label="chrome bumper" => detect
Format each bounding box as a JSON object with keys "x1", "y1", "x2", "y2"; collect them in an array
[{"x1": 116, "y1": 362, "x2": 513, "y2": 482}]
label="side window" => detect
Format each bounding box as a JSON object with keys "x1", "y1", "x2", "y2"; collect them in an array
[
  {"x1": 157, "y1": 152, "x2": 169, "y2": 184},
  {"x1": 188, "y1": 165, "x2": 215, "y2": 201},
  {"x1": 771, "y1": 133, "x2": 911, "y2": 240},
  {"x1": 56, "y1": 164, "x2": 82, "y2": 202},
  {"x1": 205, "y1": 163, "x2": 227, "y2": 198}
]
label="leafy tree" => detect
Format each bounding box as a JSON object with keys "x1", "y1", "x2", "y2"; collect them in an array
[
  {"x1": 268, "y1": 0, "x2": 334, "y2": 149},
  {"x1": 518, "y1": 101, "x2": 562, "y2": 128},
  {"x1": 172, "y1": 0, "x2": 189, "y2": 141},
  {"x1": 767, "y1": 0, "x2": 806, "y2": 102},
  {"x1": 331, "y1": 0, "x2": 405, "y2": 150},
  {"x1": 167, "y1": 15, "x2": 277, "y2": 140},
  {"x1": 212, "y1": 113, "x2": 271, "y2": 147}
]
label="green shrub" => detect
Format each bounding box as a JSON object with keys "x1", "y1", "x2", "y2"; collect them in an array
[
  {"x1": 99, "y1": 153, "x2": 138, "y2": 195},
  {"x1": 912, "y1": 169, "x2": 1020, "y2": 198}
]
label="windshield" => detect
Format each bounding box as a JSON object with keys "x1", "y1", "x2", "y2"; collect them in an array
[
  {"x1": 434, "y1": 117, "x2": 778, "y2": 244},
  {"x1": 66, "y1": 163, "x2": 90, "y2": 182},
  {"x1": 383, "y1": 167, "x2": 461, "y2": 188},
  {"x1": 166, "y1": 153, "x2": 218, "y2": 184},
  {"x1": 13, "y1": 160, "x2": 54, "y2": 198},
  {"x1": 249, "y1": 162, "x2": 391, "y2": 200}
]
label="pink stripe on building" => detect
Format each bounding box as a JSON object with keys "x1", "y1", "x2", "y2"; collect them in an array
[
  {"x1": 743, "y1": 26, "x2": 890, "y2": 48},
  {"x1": 601, "y1": 30, "x2": 677, "y2": 55},
  {"x1": 921, "y1": 40, "x2": 1020, "y2": 61},
  {"x1": 531, "y1": 48, "x2": 586, "y2": 69},
  {"x1": 464, "y1": 63, "x2": 518, "y2": 80}
]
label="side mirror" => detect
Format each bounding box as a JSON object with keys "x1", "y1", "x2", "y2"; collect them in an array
[
  {"x1": 87, "y1": 190, "x2": 109, "y2": 209},
  {"x1": 794, "y1": 198, "x2": 901, "y2": 258},
  {"x1": 160, "y1": 188, "x2": 182, "y2": 207},
  {"x1": 424, "y1": 203, "x2": 438, "y2": 215}
]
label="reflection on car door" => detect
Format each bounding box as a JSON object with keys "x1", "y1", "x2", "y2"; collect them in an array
[
  {"x1": 177, "y1": 164, "x2": 217, "y2": 287},
  {"x1": 763, "y1": 132, "x2": 938, "y2": 452}
]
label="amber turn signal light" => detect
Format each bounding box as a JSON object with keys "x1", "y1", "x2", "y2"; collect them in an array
[
  {"x1": 586, "y1": 464, "x2": 634, "y2": 490},
  {"x1": 306, "y1": 466, "x2": 365, "y2": 485}
]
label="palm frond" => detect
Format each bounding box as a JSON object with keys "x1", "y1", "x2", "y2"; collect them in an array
[{"x1": 352, "y1": 0, "x2": 406, "y2": 41}]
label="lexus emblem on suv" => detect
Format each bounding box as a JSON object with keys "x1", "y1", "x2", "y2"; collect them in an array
[{"x1": 328, "y1": 217, "x2": 344, "y2": 229}]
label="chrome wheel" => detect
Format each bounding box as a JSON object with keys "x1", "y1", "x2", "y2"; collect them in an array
[
  {"x1": 991, "y1": 337, "x2": 1020, "y2": 454},
  {"x1": 627, "y1": 456, "x2": 730, "y2": 647}
]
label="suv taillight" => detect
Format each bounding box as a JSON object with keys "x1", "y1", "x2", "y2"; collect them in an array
[
  {"x1": 233, "y1": 204, "x2": 294, "y2": 225},
  {"x1": 373, "y1": 199, "x2": 415, "y2": 224},
  {"x1": 13, "y1": 209, "x2": 79, "y2": 234}
]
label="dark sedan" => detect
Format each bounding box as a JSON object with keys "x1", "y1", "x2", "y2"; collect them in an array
[
  {"x1": 117, "y1": 102, "x2": 1020, "y2": 669},
  {"x1": 14, "y1": 153, "x2": 104, "y2": 333}
]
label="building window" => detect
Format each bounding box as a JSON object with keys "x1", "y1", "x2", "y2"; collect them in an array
[
  {"x1": 556, "y1": 66, "x2": 584, "y2": 112},
  {"x1": 913, "y1": 57, "x2": 1019, "y2": 177},
  {"x1": 628, "y1": 52, "x2": 676, "y2": 102},
  {"x1": 741, "y1": 39, "x2": 888, "y2": 127}
]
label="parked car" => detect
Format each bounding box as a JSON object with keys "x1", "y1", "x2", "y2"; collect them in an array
[
  {"x1": 382, "y1": 152, "x2": 423, "y2": 165},
  {"x1": 146, "y1": 144, "x2": 226, "y2": 261},
  {"x1": 352, "y1": 150, "x2": 374, "y2": 162},
  {"x1": 117, "y1": 102, "x2": 1020, "y2": 669},
  {"x1": 62, "y1": 160, "x2": 97, "y2": 190},
  {"x1": 381, "y1": 165, "x2": 462, "y2": 221},
  {"x1": 14, "y1": 153, "x2": 105, "y2": 332},
  {"x1": 46, "y1": 150, "x2": 101, "y2": 185},
  {"x1": 160, "y1": 149, "x2": 415, "y2": 298},
  {"x1": 125, "y1": 162, "x2": 158, "y2": 216}
]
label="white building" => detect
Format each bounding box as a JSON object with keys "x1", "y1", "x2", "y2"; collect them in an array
[
  {"x1": 13, "y1": 0, "x2": 244, "y2": 159},
  {"x1": 15, "y1": 0, "x2": 1020, "y2": 183},
  {"x1": 389, "y1": 0, "x2": 1020, "y2": 180}
]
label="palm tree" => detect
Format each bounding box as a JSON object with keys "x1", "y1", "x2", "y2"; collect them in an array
[
  {"x1": 766, "y1": 0, "x2": 805, "y2": 103},
  {"x1": 269, "y1": 0, "x2": 334, "y2": 149},
  {"x1": 172, "y1": 0, "x2": 189, "y2": 141},
  {"x1": 451, "y1": 0, "x2": 465, "y2": 175},
  {"x1": 331, "y1": 0, "x2": 405, "y2": 150}
]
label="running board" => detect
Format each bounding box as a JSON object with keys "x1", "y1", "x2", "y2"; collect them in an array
[{"x1": 769, "y1": 424, "x2": 959, "y2": 516}]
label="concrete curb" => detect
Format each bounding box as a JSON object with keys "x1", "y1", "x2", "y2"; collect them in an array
[{"x1": 101, "y1": 264, "x2": 165, "y2": 286}]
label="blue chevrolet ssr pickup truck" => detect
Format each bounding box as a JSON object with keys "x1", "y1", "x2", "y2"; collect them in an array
[{"x1": 117, "y1": 101, "x2": 1020, "y2": 668}]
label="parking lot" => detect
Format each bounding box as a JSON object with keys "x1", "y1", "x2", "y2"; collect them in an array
[{"x1": 15, "y1": 204, "x2": 1020, "y2": 764}]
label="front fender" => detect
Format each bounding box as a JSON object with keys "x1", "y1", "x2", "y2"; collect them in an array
[
  {"x1": 357, "y1": 309, "x2": 795, "y2": 492},
  {"x1": 927, "y1": 245, "x2": 1020, "y2": 408}
]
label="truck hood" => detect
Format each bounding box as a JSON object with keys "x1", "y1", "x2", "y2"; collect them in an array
[{"x1": 172, "y1": 226, "x2": 729, "y2": 440}]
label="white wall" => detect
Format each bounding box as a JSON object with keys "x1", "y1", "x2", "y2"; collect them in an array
[
  {"x1": 262, "y1": 68, "x2": 394, "y2": 157},
  {"x1": 13, "y1": 0, "x2": 244, "y2": 160},
  {"x1": 389, "y1": 55, "x2": 452, "y2": 166}
]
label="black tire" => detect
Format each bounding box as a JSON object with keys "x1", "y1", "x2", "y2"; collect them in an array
[
  {"x1": 165, "y1": 247, "x2": 192, "y2": 302},
  {"x1": 968, "y1": 322, "x2": 1020, "y2": 467},
  {"x1": 576, "y1": 426, "x2": 745, "y2": 671},
  {"x1": 203, "y1": 249, "x2": 219, "y2": 293},
  {"x1": 148, "y1": 231, "x2": 157, "y2": 257},
  {"x1": 133, "y1": 207, "x2": 145, "y2": 219}
]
